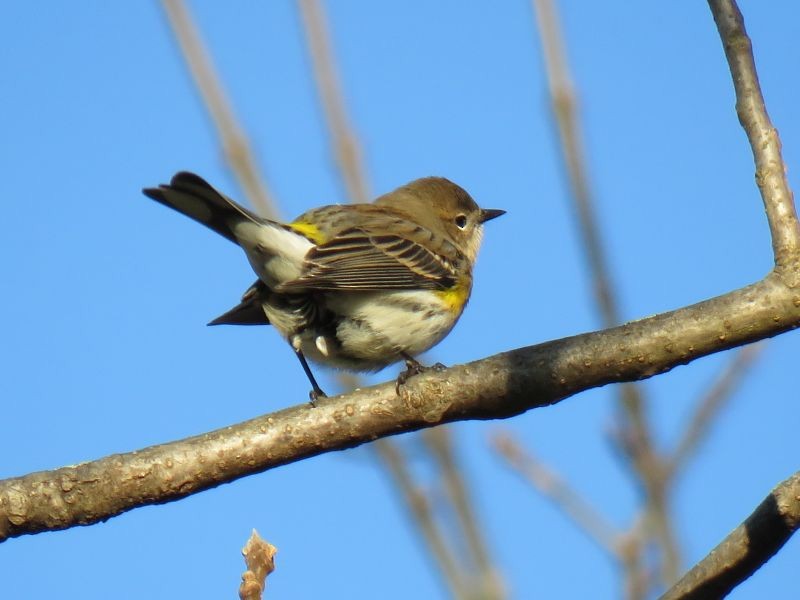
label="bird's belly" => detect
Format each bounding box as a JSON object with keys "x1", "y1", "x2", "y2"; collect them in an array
[
  {"x1": 262, "y1": 290, "x2": 465, "y2": 371},
  {"x1": 321, "y1": 290, "x2": 460, "y2": 370}
]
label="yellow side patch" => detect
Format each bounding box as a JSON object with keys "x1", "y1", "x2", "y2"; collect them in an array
[
  {"x1": 435, "y1": 280, "x2": 471, "y2": 314},
  {"x1": 288, "y1": 221, "x2": 326, "y2": 244}
]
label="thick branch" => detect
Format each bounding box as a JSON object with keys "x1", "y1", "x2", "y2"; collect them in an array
[
  {"x1": 2, "y1": 272, "x2": 800, "y2": 541},
  {"x1": 660, "y1": 471, "x2": 800, "y2": 600}
]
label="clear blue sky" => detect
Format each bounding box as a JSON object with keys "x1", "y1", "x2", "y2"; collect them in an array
[{"x1": 1, "y1": 1, "x2": 798, "y2": 598}]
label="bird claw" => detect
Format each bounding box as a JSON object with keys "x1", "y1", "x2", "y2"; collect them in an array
[
  {"x1": 395, "y1": 356, "x2": 447, "y2": 395},
  {"x1": 308, "y1": 388, "x2": 327, "y2": 407}
]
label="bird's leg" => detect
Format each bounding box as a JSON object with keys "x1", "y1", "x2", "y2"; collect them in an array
[
  {"x1": 396, "y1": 353, "x2": 447, "y2": 394},
  {"x1": 294, "y1": 348, "x2": 327, "y2": 406}
]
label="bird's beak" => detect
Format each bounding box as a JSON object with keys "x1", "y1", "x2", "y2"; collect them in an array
[{"x1": 479, "y1": 208, "x2": 506, "y2": 223}]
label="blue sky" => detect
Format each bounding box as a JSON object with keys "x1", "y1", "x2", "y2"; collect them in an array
[{"x1": 1, "y1": 1, "x2": 798, "y2": 598}]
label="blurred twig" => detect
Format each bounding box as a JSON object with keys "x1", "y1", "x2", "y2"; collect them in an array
[
  {"x1": 375, "y1": 440, "x2": 470, "y2": 600},
  {"x1": 492, "y1": 431, "x2": 620, "y2": 556},
  {"x1": 530, "y1": 0, "x2": 679, "y2": 587},
  {"x1": 297, "y1": 2, "x2": 502, "y2": 597},
  {"x1": 297, "y1": 0, "x2": 370, "y2": 204},
  {"x1": 239, "y1": 530, "x2": 277, "y2": 600},
  {"x1": 617, "y1": 518, "x2": 650, "y2": 600},
  {"x1": 424, "y1": 429, "x2": 505, "y2": 599},
  {"x1": 530, "y1": 0, "x2": 616, "y2": 327},
  {"x1": 667, "y1": 345, "x2": 762, "y2": 480},
  {"x1": 160, "y1": 0, "x2": 277, "y2": 218}
]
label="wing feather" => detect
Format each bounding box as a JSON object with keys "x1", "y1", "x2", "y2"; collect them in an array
[{"x1": 276, "y1": 227, "x2": 460, "y2": 292}]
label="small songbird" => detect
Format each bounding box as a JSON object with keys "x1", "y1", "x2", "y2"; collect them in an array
[{"x1": 143, "y1": 172, "x2": 504, "y2": 401}]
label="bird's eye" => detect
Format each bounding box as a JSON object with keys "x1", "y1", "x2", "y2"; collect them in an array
[{"x1": 454, "y1": 215, "x2": 468, "y2": 229}]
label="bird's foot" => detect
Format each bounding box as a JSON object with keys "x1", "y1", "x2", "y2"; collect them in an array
[
  {"x1": 308, "y1": 387, "x2": 327, "y2": 407},
  {"x1": 395, "y1": 355, "x2": 447, "y2": 395}
]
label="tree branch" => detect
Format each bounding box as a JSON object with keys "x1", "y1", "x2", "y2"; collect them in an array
[
  {"x1": 296, "y1": 5, "x2": 505, "y2": 595},
  {"x1": 708, "y1": 0, "x2": 799, "y2": 266},
  {"x1": 659, "y1": 471, "x2": 800, "y2": 600},
  {"x1": 2, "y1": 272, "x2": 799, "y2": 541}
]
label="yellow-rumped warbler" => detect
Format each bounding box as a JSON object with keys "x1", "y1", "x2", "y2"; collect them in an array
[{"x1": 143, "y1": 172, "x2": 503, "y2": 400}]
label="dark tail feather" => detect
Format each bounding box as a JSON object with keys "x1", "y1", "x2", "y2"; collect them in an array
[
  {"x1": 143, "y1": 171, "x2": 263, "y2": 244},
  {"x1": 208, "y1": 301, "x2": 270, "y2": 326},
  {"x1": 208, "y1": 280, "x2": 271, "y2": 326}
]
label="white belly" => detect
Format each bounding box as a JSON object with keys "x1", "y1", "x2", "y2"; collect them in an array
[{"x1": 307, "y1": 290, "x2": 460, "y2": 371}]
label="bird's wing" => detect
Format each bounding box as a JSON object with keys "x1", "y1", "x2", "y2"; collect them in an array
[{"x1": 276, "y1": 227, "x2": 459, "y2": 292}]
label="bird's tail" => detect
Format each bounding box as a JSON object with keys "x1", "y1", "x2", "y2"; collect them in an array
[
  {"x1": 207, "y1": 280, "x2": 271, "y2": 326},
  {"x1": 143, "y1": 171, "x2": 264, "y2": 244}
]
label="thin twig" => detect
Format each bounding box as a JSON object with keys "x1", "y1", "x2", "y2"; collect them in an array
[
  {"x1": 492, "y1": 432, "x2": 620, "y2": 556},
  {"x1": 424, "y1": 429, "x2": 505, "y2": 600},
  {"x1": 530, "y1": 0, "x2": 679, "y2": 586},
  {"x1": 659, "y1": 471, "x2": 800, "y2": 600},
  {"x1": 374, "y1": 440, "x2": 469, "y2": 600},
  {"x1": 708, "y1": 0, "x2": 799, "y2": 267},
  {"x1": 667, "y1": 345, "x2": 763, "y2": 480},
  {"x1": 160, "y1": 0, "x2": 277, "y2": 218},
  {"x1": 239, "y1": 530, "x2": 277, "y2": 600},
  {"x1": 297, "y1": 0, "x2": 370, "y2": 204}
]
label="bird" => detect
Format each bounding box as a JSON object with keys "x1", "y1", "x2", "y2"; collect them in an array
[{"x1": 143, "y1": 172, "x2": 504, "y2": 402}]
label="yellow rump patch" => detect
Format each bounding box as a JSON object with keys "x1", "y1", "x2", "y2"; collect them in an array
[{"x1": 288, "y1": 221, "x2": 326, "y2": 245}]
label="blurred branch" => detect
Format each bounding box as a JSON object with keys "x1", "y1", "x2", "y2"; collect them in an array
[
  {"x1": 239, "y1": 530, "x2": 277, "y2": 600},
  {"x1": 617, "y1": 519, "x2": 651, "y2": 600},
  {"x1": 492, "y1": 431, "x2": 619, "y2": 555},
  {"x1": 424, "y1": 429, "x2": 505, "y2": 599},
  {"x1": 660, "y1": 471, "x2": 800, "y2": 600},
  {"x1": 667, "y1": 345, "x2": 762, "y2": 480},
  {"x1": 530, "y1": 0, "x2": 678, "y2": 586},
  {"x1": 297, "y1": 0, "x2": 370, "y2": 204},
  {"x1": 160, "y1": 0, "x2": 277, "y2": 218},
  {"x1": 375, "y1": 440, "x2": 469, "y2": 600},
  {"x1": 530, "y1": 0, "x2": 618, "y2": 327}
]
